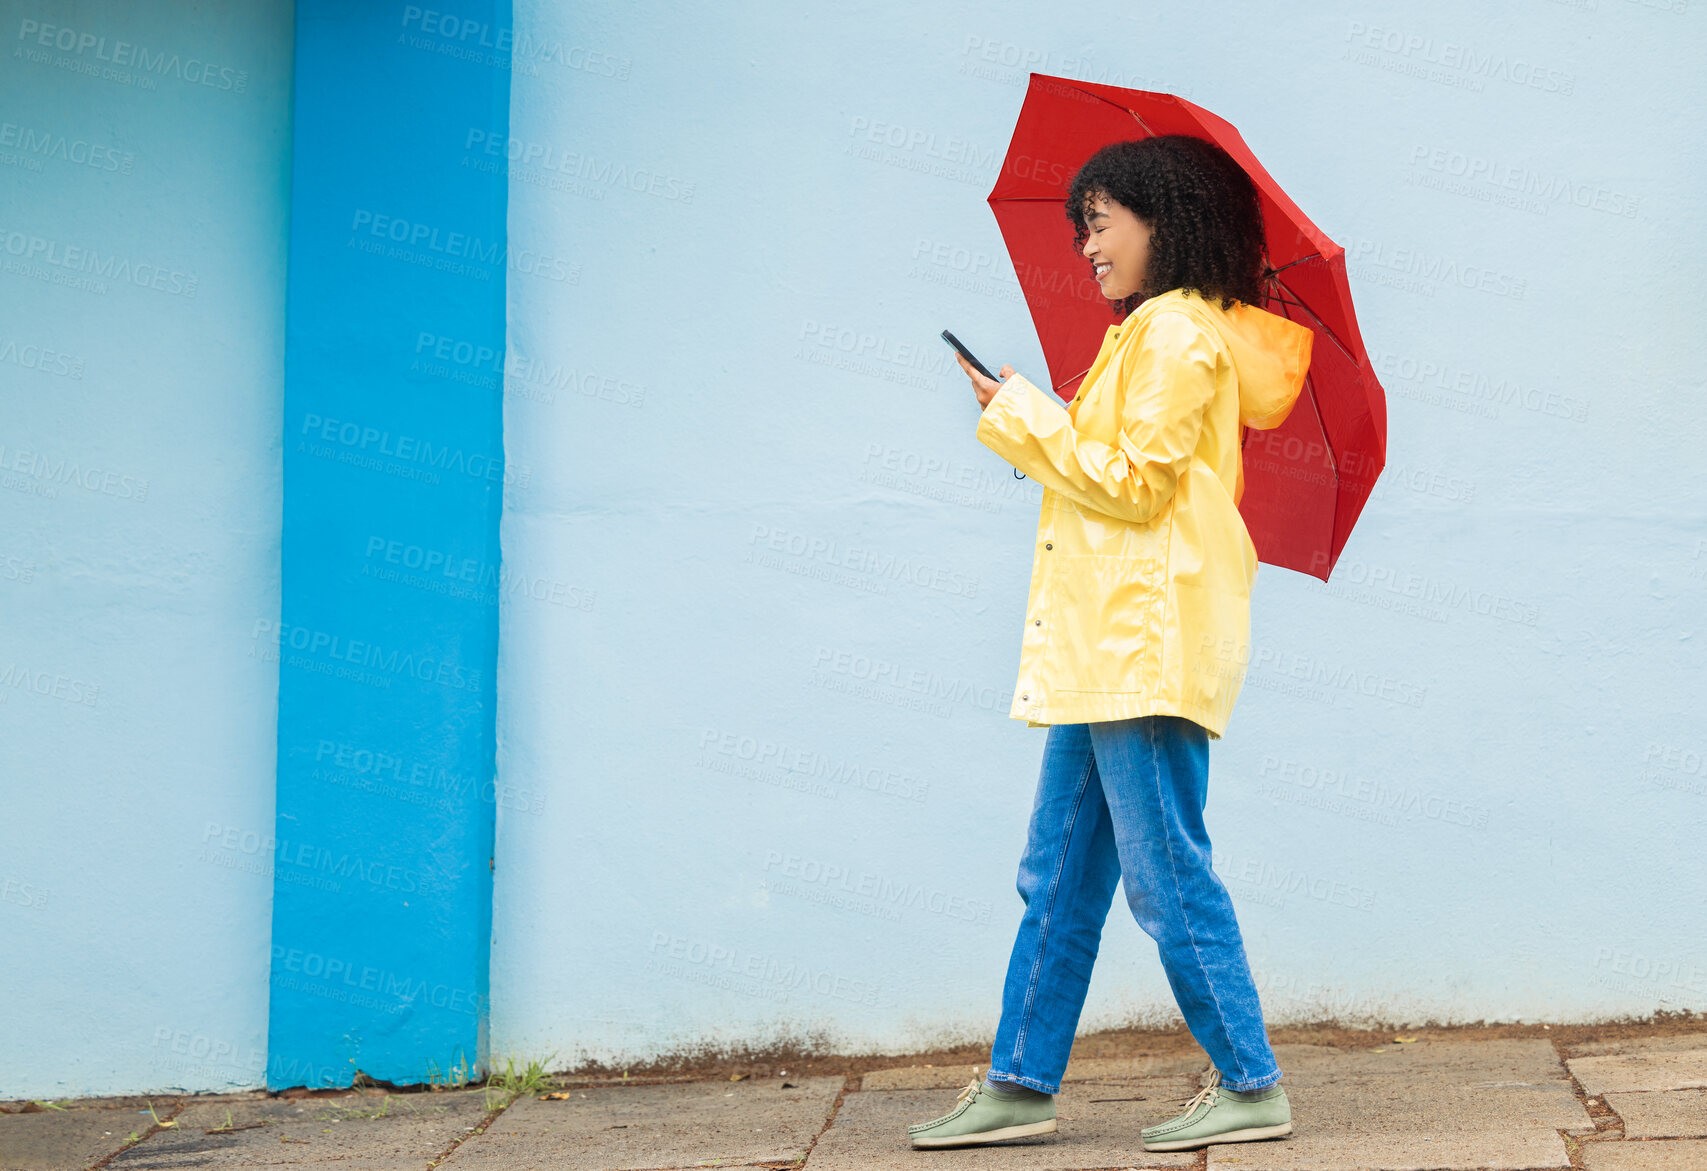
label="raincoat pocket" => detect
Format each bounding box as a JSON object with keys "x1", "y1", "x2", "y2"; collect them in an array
[{"x1": 1047, "y1": 555, "x2": 1164, "y2": 694}]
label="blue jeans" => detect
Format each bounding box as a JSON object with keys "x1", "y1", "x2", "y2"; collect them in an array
[{"x1": 986, "y1": 715, "x2": 1283, "y2": 1094}]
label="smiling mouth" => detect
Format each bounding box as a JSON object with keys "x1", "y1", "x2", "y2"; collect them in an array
[{"x1": 1094, "y1": 263, "x2": 1112, "y2": 279}]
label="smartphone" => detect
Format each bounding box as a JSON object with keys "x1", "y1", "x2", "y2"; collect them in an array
[{"x1": 941, "y1": 330, "x2": 999, "y2": 383}]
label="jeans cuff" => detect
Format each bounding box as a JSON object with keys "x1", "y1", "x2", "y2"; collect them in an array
[
  {"x1": 985, "y1": 1069, "x2": 1058, "y2": 1095},
  {"x1": 1223, "y1": 1068, "x2": 1283, "y2": 1093}
]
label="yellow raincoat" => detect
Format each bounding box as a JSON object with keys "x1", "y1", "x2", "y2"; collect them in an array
[{"x1": 974, "y1": 286, "x2": 1312, "y2": 739}]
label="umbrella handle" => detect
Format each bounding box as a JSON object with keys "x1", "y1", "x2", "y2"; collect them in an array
[{"x1": 1014, "y1": 468, "x2": 1027, "y2": 480}]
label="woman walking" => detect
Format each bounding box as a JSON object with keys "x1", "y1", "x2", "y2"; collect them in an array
[{"x1": 907, "y1": 135, "x2": 1314, "y2": 1154}]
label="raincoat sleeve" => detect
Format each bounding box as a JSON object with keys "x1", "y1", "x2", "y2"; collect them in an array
[{"x1": 974, "y1": 311, "x2": 1219, "y2": 526}]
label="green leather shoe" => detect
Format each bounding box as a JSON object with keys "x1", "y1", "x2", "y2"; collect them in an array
[
  {"x1": 907, "y1": 1077, "x2": 1057, "y2": 1148},
  {"x1": 1140, "y1": 1067, "x2": 1292, "y2": 1151}
]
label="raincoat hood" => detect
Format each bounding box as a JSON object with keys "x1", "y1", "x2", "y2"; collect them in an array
[{"x1": 1140, "y1": 288, "x2": 1314, "y2": 432}]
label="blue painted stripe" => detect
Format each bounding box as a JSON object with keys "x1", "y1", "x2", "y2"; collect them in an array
[{"x1": 267, "y1": 0, "x2": 511, "y2": 1089}]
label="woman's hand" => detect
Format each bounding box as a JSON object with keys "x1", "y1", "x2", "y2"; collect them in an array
[{"x1": 955, "y1": 352, "x2": 1016, "y2": 410}]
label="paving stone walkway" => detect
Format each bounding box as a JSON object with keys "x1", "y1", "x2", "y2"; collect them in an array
[{"x1": 4, "y1": 1030, "x2": 1705, "y2": 1170}]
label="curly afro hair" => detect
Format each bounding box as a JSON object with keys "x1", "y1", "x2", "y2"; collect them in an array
[{"x1": 1065, "y1": 134, "x2": 1269, "y2": 317}]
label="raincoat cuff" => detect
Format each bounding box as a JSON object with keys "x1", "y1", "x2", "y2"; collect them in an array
[{"x1": 974, "y1": 372, "x2": 1067, "y2": 475}]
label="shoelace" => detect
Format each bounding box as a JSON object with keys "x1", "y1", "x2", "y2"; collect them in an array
[
  {"x1": 954, "y1": 1076, "x2": 985, "y2": 1107},
  {"x1": 1174, "y1": 1067, "x2": 1222, "y2": 1114}
]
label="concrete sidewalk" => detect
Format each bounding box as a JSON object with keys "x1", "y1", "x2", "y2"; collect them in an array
[{"x1": 5, "y1": 1026, "x2": 1705, "y2": 1170}]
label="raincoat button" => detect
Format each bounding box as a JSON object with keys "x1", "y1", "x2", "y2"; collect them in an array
[
  {"x1": 1021, "y1": 693, "x2": 1030, "y2": 701},
  {"x1": 1033, "y1": 619, "x2": 1041, "y2": 626},
  {"x1": 1044, "y1": 542, "x2": 1053, "y2": 550}
]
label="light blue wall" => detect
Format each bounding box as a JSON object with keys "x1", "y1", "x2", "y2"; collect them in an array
[
  {"x1": 1, "y1": 2, "x2": 294, "y2": 1098},
  {"x1": 490, "y1": 0, "x2": 1707, "y2": 1070}
]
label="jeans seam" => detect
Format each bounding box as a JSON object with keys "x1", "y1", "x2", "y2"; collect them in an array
[
  {"x1": 1145, "y1": 718, "x2": 1249, "y2": 1086},
  {"x1": 1010, "y1": 738, "x2": 1097, "y2": 1076}
]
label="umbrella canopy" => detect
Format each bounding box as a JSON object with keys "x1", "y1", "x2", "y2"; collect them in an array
[{"x1": 987, "y1": 73, "x2": 1386, "y2": 582}]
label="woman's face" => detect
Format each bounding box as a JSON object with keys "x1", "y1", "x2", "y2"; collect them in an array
[{"x1": 1080, "y1": 191, "x2": 1153, "y2": 301}]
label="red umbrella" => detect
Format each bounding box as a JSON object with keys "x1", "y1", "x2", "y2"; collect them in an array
[{"x1": 987, "y1": 73, "x2": 1386, "y2": 582}]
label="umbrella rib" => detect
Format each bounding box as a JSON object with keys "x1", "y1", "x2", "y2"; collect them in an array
[
  {"x1": 1055, "y1": 83, "x2": 1167, "y2": 135},
  {"x1": 1262, "y1": 255, "x2": 1359, "y2": 354},
  {"x1": 1316, "y1": 363, "x2": 1348, "y2": 572},
  {"x1": 1270, "y1": 275, "x2": 1357, "y2": 363},
  {"x1": 1263, "y1": 287, "x2": 1308, "y2": 311},
  {"x1": 1259, "y1": 258, "x2": 1314, "y2": 312},
  {"x1": 1257, "y1": 256, "x2": 1317, "y2": 310},
  {"x1": 1304, "y1": 366, "x2": 1340, "y2": 480}
]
